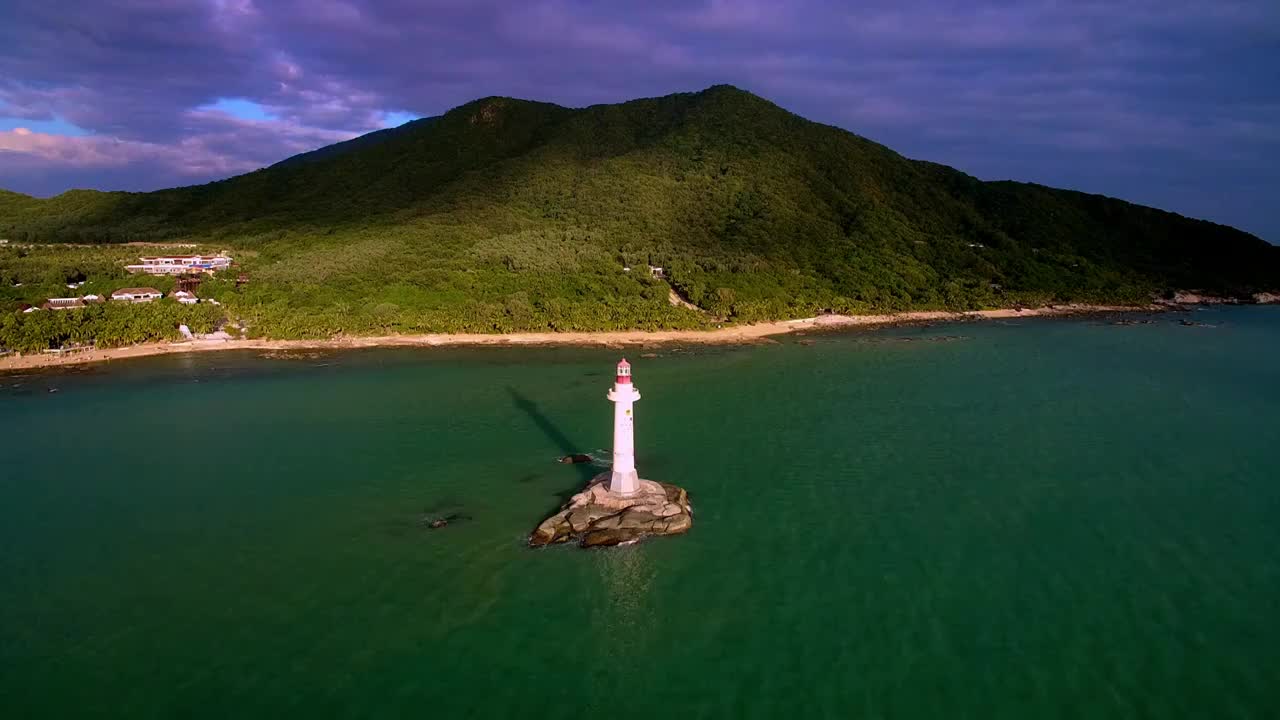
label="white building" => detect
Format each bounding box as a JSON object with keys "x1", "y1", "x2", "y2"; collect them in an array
[
  {"x1": 111, "y1": 287, "x2": 163, "y2": 303},
  {"x1": 607, "y1": 358, "x2": 642, "y2": 496},
  {"x1": 42, "y1": 297, "x2": 86, "y2": 310},
  {"x1": 125, "y1": 253, "x2": 232, "y2": 275},
  {"x1": 172, "y1": 290, "x2": 198, "y2": 305}
]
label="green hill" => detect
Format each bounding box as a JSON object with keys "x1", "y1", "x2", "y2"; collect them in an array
[{"x1": 2, "y1": 85, "x2": 1276, "y2": 342}]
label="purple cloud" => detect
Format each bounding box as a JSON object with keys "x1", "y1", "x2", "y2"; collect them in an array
[{"x1": 0, "y1": 0, "x2": 1276, "y2": 240}]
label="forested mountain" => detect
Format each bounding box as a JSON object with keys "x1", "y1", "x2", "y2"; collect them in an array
[{"x1": 2, "y1": 85, "x2": 1276, "y2": 339}]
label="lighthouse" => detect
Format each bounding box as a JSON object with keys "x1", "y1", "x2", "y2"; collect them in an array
[
  {"x1": 528, "y1": 356, "x2": 694, "y2": 547},
  {"x1": 607, "y1": 358, "x2": 641, "y2": 496}
]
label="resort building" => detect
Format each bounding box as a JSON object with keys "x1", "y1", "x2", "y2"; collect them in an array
[
  {"x1": 172, "y1": 290, "x2": 199, "y2": 305},
  {"x1": 42, "y1": 297, "x2": 86, "y2": 310},
  {"x1": 125, "y1": 253, "x2": 232, "y2": 275},
  {"x1": 111, "y1": 288, "x2": 163, "y2": 303}
]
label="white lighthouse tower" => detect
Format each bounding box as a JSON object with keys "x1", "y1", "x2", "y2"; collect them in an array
[{"x1": 607, "y1": 358, "x2": 641, "y2": 496}]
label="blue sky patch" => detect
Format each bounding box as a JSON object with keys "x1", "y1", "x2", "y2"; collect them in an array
[
  {"x1": 200, "y1": 98, "x2": 276, "y2": 122},
  {"x1": 381, "y1": 111, "x2": 418, "y2": 128},
  {"x1": 0, "y1": 115, "x2": 90, "y2": 136}
]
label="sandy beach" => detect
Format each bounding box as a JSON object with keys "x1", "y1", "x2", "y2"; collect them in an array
[{"x1": 0, "y1": 303, "x2": 1157, "y2": 372}]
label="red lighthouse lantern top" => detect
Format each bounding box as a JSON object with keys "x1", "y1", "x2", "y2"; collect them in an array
[{"x1": 616, "y1": 358, "x2": 631, "y2": 383}]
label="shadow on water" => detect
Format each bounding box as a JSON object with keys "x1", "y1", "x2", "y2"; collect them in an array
[{"x1": 506, "y1": 386, "x2": 600, "y2": 508}]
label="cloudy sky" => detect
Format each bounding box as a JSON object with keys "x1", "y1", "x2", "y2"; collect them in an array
[{"x1": 1, "y1": 0, "x2": 1277, "y2": 240}]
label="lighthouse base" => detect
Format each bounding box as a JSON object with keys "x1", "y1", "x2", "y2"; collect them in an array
[
  {"x1": 529, "y1": 472, "x2": 693, "y2": 548},
  {"x1": 609, "y1": 469, "x2": 640, "y2": 496}
]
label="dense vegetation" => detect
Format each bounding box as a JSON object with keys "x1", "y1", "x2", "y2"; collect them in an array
[
  {"x1": 0, "y1": 245, "x2": 228, "y2": 351},
  {"x1": 1, "y1": 85, "x2": 1276, "y2": 349},
  {"x1": 0, "y1": 299, "x2": 223, "y2": 353}
]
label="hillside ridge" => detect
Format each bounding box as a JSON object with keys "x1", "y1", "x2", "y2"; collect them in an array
[{"x1": 1, "y1": 84, "x2": 1276, "y2": 346}]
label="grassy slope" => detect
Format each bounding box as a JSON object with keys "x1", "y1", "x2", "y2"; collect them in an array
[{"x1": 2, "y1": 86, "x2": 1276, "y2": 340}]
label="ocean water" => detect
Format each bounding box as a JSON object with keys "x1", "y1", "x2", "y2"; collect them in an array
[{"x1": 2, "y1": 308, "x2": 1278, "y2": 719}]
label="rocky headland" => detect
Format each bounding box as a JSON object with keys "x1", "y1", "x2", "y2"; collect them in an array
[
  {"x1": 529, "y1": 473, "x2": 693, "y2": 548},
  {"x1": 1156, "y1": 291, "x2": 1280, "y2": 306}
]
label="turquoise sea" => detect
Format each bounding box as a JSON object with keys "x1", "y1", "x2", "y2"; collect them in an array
[{"x1": 2, "y1": 308, "x2": 1279, "y2": 718}]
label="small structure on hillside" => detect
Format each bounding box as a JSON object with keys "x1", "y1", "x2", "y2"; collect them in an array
[
  {"x1": 530, "y1": 359, "x2": 693, "y2": 548},
  {"x1": 126, "y1": 253, "x2": 231, "y2": 275},
  {"x1": 111, "y1": 287, "x2": 163, "y2": 303},
  {"x1": 648, "y1": 265, "x2": 666, "y2": 279},
  {"x1": 172, "y1": 290, "x2": 198, "y2": 305},
  {"x1": 42, "y1": 297, "x2": 86, "y2": 310}
]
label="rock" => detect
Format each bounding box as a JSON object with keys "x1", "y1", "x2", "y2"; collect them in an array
[
  {"x1": 1160, "y1": 291, "x2": 1237, "y2": 306},
  {"x1": 567, "y1": 504, "x2": 615, "y2": 533},
  {"x1": 581, "y1": 527, "x2": 641, "y2": 547},
  {"x1": 422, "y1": 512, "x2": 470, "y2": 529},
  {"x1": 528, "y1": 472, "x2": 693, "y2": 548},
  {"x1": 558, "y1": 454, "x2": 593, "y2": 464}
]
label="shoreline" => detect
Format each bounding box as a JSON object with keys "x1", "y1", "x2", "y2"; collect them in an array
[{"x1": 0, "y1": 303, "x2": 1159, "y2": 372}]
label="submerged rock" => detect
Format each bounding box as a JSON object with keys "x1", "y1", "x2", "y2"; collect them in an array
[
  {"x1": 529, "y1": 472, "x2": 693, "y2": 548},
  {"x1": 558, "y1": 454, "x2": 593, "y2": 464},
  {"x1": 421, "y1": 512, "x2": 470, "y2": 529}
]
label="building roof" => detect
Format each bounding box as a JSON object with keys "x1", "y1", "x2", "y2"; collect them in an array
[
  {"x1": 137, "y1": 254, "x2": 228, "y2": 261},
  {"x1": 112, "y1": 287, "x2": 163, "y2": 296},
  {"x1": 42, "y1": 298, "x2": 86, "y2": 309}
]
